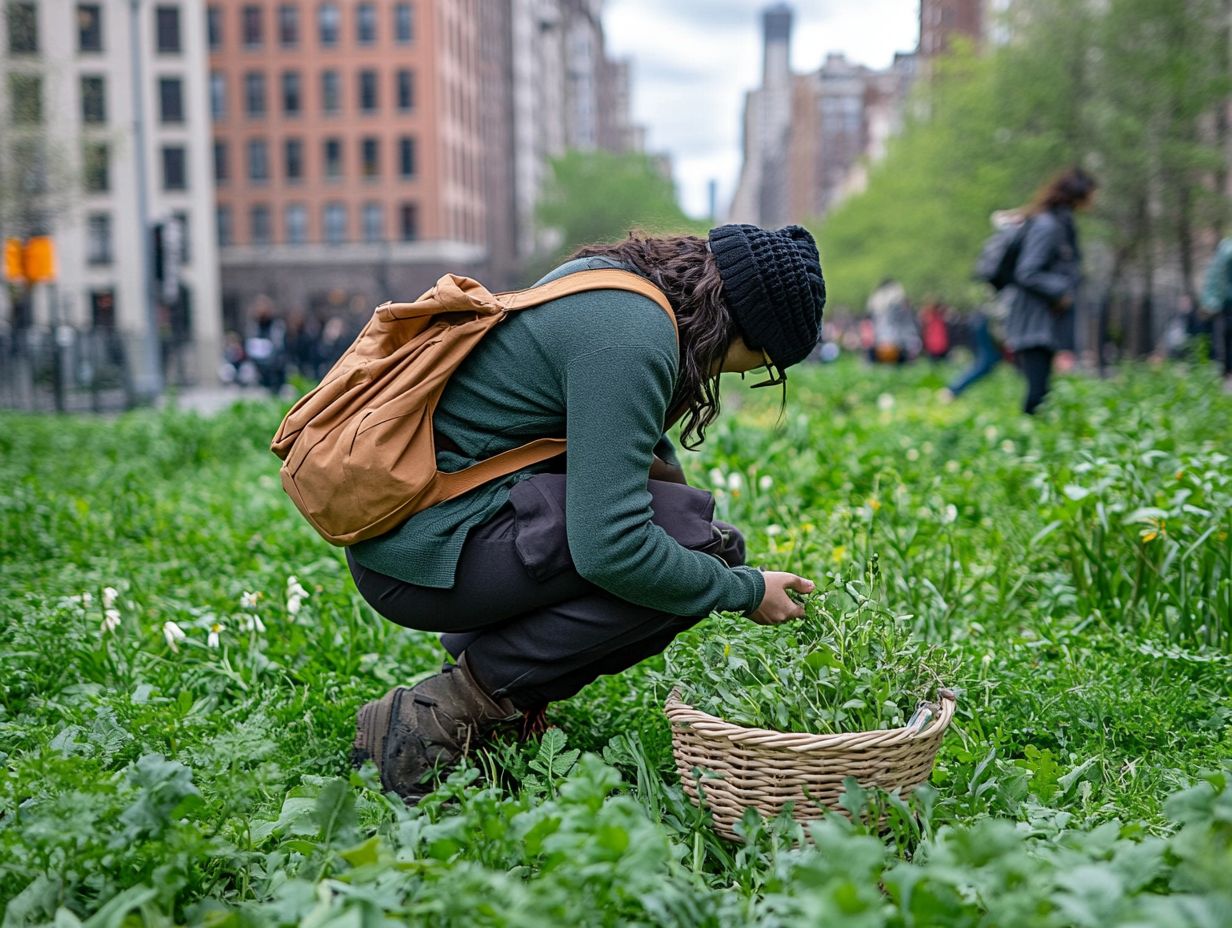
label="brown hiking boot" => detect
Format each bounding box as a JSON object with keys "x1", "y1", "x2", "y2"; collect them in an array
[{"x1": 351, "y1": 654, "x2": 518, "y2": 802}]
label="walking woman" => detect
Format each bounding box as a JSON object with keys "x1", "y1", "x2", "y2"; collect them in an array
[
  {"x1": 1004, "y1": 167, "x2": 1097, "y2": 414},
  {"x1": 346, "y1": 224, "x2": 826, "y2": 801}
]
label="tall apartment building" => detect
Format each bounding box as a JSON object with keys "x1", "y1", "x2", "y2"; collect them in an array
[
  {"x1": 0, "y1": 0, "x2": 221, "y2": 389},
  {"x1": 919, "y1": 0, "x2": 985, "y2": 59},
  {"x1": 208, "y1": 0, "x2": 486, "y2": 321},
  {"x1": 731, "y1": 4, "x2": 916, "y2": 226}
]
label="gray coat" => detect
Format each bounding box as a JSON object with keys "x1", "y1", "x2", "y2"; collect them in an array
[{"x1": 1003, "y1": 207, "x2": 1082, "y2": 352}]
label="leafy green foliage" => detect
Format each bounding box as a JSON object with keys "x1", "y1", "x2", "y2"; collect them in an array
[
  {"x1": 1, "y1": 360, "x2": 1230, "y2": 925},
  {"x1": 665, "y1": 579, "x2": 954, "y2": 734}
]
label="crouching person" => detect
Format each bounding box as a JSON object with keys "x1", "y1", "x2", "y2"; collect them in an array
[{"x1": 346, "y1": 225, "x2": 825, "y2": 801}]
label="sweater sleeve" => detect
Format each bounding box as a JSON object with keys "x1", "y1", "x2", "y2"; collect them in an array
[
  {"x1": 1014, "y1": 216, "x2": 1073, "y2": 305},
  {"x1": 563, "y1": 343, "x2": 764, "y2": 618}
]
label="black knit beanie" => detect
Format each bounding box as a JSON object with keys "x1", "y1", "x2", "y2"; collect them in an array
[{"x1": 707, "y1": 223, "x2": 826, "y2": 368}]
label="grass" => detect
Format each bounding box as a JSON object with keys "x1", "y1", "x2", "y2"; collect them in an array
[{"x1": 1, "y1": 357, "x2": 1230, "y2": 926}]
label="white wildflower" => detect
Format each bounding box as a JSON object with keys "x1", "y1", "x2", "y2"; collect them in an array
[
  {"x1": 766, "y1": 524, "x2": 784, "y2": 537},
  {"x1": 101, "y1": 609, "x2": 121, "y2": 634},
  {"x1": 240, "y1": 591, "x2": 259, "y2": 609},
  {"x1": 942, "y1": 504, "x2": 958, "y2": 525},
  {"x1": 727, "y1": 472, "x2": 745, "y2": 493},
  {"x1": 983, "y1": 426, "x2": 999, "y2": 442},
  {"x1": 758, "y1": 475, "x2": 773, "y2": 492},
  {"x1": 877, "y1": 392, "x2": 895, "y2": 412},
  {"x1": 286, "y1": 576, "x2": 308, "y2": 617},
  {"x1": 1000, "y1": 440, "x2": 1016, "y2": 454},
  {"x1": 921, "y1": 441, "x2": 935, "y2": 455},
  {"x1": 906, "y1": 448, "x2": 920, "y2": 462},
  {"x1": 981, "y1": 653, "x2": 993, "y2": 669},
  {"x1": 102, "y1": 587, "x2": 119, "y2": 609},
  {"x1": 242, "y1": 613, "x2": 267, "y2": 633},
  {"x1": 709, "y1": 468, "x2": 726, "y2": 489},
  {"x1": 163, "y1": 621, "x2": 187, "y2": 652},
  {"x1": 78, "y1": 591, "x2": 94, "y2": 608},
  {"x1": 207, "y1": 622, "x2": 223, "y2": 649},
  {"x1": 945, "y1": 460, "x2": 960, "y2": 474}
]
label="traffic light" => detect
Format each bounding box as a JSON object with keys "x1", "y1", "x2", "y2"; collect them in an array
[{"x1": 24, "y1": 236, "x2": 57, "y2": 283}]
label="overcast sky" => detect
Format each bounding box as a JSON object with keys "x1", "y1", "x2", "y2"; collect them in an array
[{"x1": 603, "y1": 0, "x2": 919, "y2": 219}]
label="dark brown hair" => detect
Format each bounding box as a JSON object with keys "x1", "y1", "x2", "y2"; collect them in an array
[
  {"x1": 1027, "y1": 167, "x2": 1099, "y2": 216},
  {"x1": 569, "y1": 232, "x2": 734, "y2": 449}
]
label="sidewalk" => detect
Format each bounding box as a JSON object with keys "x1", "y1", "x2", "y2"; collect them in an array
[{"x1": 157, "y1": 384, "x2": 274, "y2": 416}]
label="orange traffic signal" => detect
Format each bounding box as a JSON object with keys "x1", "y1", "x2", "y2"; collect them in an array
[
  {"x1": 24, "y1": 236, "x2": 56, "y2": 283},
  {"x1": 3, "y1": 238, "x2": 22, "y2": 282}
]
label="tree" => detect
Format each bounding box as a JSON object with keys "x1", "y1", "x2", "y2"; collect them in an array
[{"x1": 529, "y1": 150, "x2": 705, "y2": 281}]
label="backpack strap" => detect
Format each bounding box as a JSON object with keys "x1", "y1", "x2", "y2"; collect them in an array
[
  {"x1": 431, "y1": 270, "x2": 678, "y2": 503},
  {"x1": 499, "y1": 268, "x2": 678, "y2": 342}
]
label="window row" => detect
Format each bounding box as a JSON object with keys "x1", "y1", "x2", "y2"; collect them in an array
[
  {"x1": 214, "y1": 137, "x2": 418, "y2": 184},
  {"x1": 67, "y1": 74, "x2": 186, "y2": 126},
  {"x1": 84, "y1": 210, "x2": 192, "y2": 268},
  {"x1": 210, "y1": 68, "x2": 415, "y2": 120},
  {"x1": 207, "y1": 3, "x2": 414, "y2": 51},
  {"x1": 216, "y1": 202, "x2": 420, "y2": 247},
  {"x1": 80, "y1": 142, "x2": 191, "y2": 194}
]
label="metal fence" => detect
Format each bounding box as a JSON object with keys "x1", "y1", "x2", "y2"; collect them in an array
[{"x1": 0, "y1": 326, "x2": 200, "y2": 413}]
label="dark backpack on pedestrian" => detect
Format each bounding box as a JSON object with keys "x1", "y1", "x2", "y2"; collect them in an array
[{"x1": 973, "y1": 218, "x2": 1030, "y2": 291}]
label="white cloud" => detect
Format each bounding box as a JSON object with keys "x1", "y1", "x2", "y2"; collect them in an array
[{"x1": 604, "y1": 0, "x2": 919, "y2": 218}]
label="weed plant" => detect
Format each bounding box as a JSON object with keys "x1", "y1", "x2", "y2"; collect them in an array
[{"x1": 2, "y1": 358, "x2": 1230, "y2": 925}]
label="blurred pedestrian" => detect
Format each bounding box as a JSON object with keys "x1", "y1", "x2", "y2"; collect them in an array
[
  {"x1": 245, "y1": 297, "x2": 288, "y2": 394},
  {"x1": 1199, "y1": 235, "x2": 1232, "y2": 393},
  {"x1": 1003, "y1": 167, "x2": 1097, "y2": 414},
  {"x1": 867, "y1": 279, "x2": 917, "y2": 364},
  {"x1": 942, "y1": 309, "x2": 1004, "y2": 401},
  {"x1": 920, "y1": 300, "x2": 951, "y2": 362}
]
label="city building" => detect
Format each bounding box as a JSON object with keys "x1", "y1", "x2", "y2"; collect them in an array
[
  {"x1": 1, "y1": 0, "x2": 221, "y2": 394},
  {"x1": 208, "y1": 0, "x2": 487, "y2": 324},
  {"x1": 730, "y1": 5, "x2": 917, "y2": 226},
  {"x1": 919, "y1": 0, "x2": 985, "y2": 60}
]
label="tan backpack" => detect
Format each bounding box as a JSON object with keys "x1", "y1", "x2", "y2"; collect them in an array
[{"x1": 270, "y1": 268, "x2": 677, "y2": 545}]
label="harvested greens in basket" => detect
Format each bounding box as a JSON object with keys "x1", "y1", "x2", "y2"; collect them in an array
[{"x1": 664, "y1": 576, "x2": 955, "y2": 735}]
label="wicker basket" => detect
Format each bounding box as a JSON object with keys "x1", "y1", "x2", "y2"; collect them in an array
[{"x1": 665, "y1": 688, "x2": 956, "y2": 840}]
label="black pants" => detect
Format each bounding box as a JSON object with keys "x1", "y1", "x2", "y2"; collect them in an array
[
  {"x1": 1018, "y1": 346, "x2": 1054, "y2": 415},
  {"x1": 346, "y1": 476, "x2": 746, "y2": 711}
]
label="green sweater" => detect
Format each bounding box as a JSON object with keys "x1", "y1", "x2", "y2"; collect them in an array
[{"x1": 349, "y1": 257, "x2": 765, "y2": 618}]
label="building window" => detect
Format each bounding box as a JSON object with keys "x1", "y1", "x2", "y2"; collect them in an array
[
  {"x1": 361, "y1": 137, "x2": 379, "y2": 179},
  {"x1": 323, "y1": 202, "x2": 346, "y2": 244},
  {"x1": 284, "y1": 138, "x2": 303, "y2": 181},
  {"x1": 242, "y1": 4, "x2": 261, "y2": 47},
  {"x1": 244, "y1": 71, "x2": 266, "y2": 116},
  {"x1": 217, "y1": 205, "x2": 232, "y2": 246},
  {"x1": 247, "y1": 139, "x2": 269, "y2": 182},
  {"x1": 209, "y1": 71, "x2": 226, "y2": 120},
  {"x1": 159, "y1": 77, "x2": 184, "y2": 124},
  {"x1": 399, "y1": 203, "x2": 418, "y2": 241},
  {"x1": 281, "y1": 71, "x2": 301, "y2": 115},
  {"x1": 357, "y1": 3, "x2": 376, "y2": 43},
  {"x1": 398, "y1": 137, "x2": 416, "y2": 178},
  {"x1": 162, "y1": 146, "x2": 187, "y2": 191},
  {"x1": 318, "y1": 3, "x2": 339, "y2": 46},
  {"x1": 86, "y1": 213, "x2": 112, "y2": 265},
  {"x1": 250, "y1": 204, "x2": 271, "y2": 245},
  {"x1": 285, "y1": 203, "x2": 307, "y2": 244},
  {"x1": 9, "y1": 73, "x2": 42, "y2": 125},
  {"x1": 394, "y1": 3, "x2": 412, "y2": 44},
  {"x1": 155, "y1": 5, "x2": 181, "y2": 53},
  {"x1": 396, "y1": 69, "x2": 414, "y2": 111},
  {"x1": 78, "y1": 4, "x2": 103, "y2": 52},
  {"x1": 362, "y1": 202, "x2": 383, "y2": 243},
  {"x1": 83, "y1": 142, "x2": 109, "y2": 192},
  {"x1": 206, "y1": 5, "x2": 221, "y2": 48},
  {"x1": 324, "y1": 138, "x2": 342, "y2": 178},
  {"x1": 7, "y1": 1, "x2": 37, "y2": 53},
  {"x1": 213, "y1": 140, "x2": 228, "y2": 183},
  {"x1": 321, "y1": 70, "x2": 340, "y2": 113},
  {"x1": 359, "y1": 69, "x2": 378, "y2": 112},
  {"x1": 81, "y1": 76, "x2": 106, "y2": 124},
  {"x1": 278, "y1": 3, "x2": 297, "y2": 46}
]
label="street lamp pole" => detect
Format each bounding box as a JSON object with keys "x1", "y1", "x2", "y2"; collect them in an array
[{"x1": 128, "y1": 0, "x2": 163, "y2": 402}]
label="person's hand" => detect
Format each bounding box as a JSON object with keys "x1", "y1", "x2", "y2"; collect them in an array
[{"x1": 749, "y1": 571, "x2": 816, "y2": 625}]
